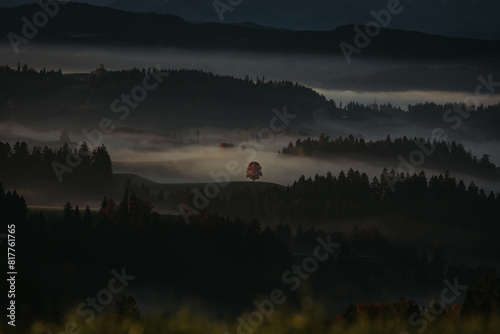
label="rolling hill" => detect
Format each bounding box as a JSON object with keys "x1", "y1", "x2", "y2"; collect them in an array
[
  {"x1": 1, "y1": 3, "x2": 500, "y2": 60},
  {"x1": 2, "y1": 0, "x2": 500, "y2": 39}
]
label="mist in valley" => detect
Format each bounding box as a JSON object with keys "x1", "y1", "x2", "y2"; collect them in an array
[
  {"x1": 2, "y1": 45, "x2": 499, "y2": 190},
  {"x1": 3, "y1": 2, "x2": 500, "y2": 331},
  {"x1": 1, "y1": 113, "x2": 499, "y2": 190},
  {"x1": 2, "y1": 43, "x2": 500, "y2": 107}
]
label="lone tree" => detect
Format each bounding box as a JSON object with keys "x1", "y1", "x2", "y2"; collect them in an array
[{"x1": 246, "y1": 162, "x2": 263, "y2": 182}]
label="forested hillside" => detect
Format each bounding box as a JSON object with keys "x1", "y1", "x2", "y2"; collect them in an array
[{"x1": 281, "y1": 134, "x2": 500, "y2": 179}]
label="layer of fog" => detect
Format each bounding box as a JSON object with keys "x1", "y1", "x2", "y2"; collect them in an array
[
  {"x1": 314, "y1": 88, "x2": 500, "y2": 110},
  {"x1": 1, "y1": 118, "x2": 499, "y2": 194},
  {"x1": 304, "y1": 113, "x2": 500, "y2": 165},
  {"x1": 2, "y1": 44, "x2": 499, "y2": 109},
  {"x1": 111, "y1": 146, "x2": 500, "y2": 194},
  {"x1": 1, "y1": 44, "x2": 499, "y2": 192},
  {"x1": 0, "y1": 44, "x2": 379, "y2": 85}
]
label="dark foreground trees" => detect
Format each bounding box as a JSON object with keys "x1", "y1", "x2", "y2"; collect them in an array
[{"x1": 2, "y1": 184, "x2": 499, "y2": 331}]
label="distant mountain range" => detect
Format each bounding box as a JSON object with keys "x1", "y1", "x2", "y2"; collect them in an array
[
  {"x1": 1, "y1": 0, "x2": 500, "y2": 39},
  {"x1": 1, "y1": 3, "x2": 500, "y2": 61}
]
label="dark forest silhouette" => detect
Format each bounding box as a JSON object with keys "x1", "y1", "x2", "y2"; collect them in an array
[
  {"x1": 1, "y1": 183, "x2": 499, "y2": 330},
  {"x1": 281, "y1": 134, "x2": 500, "y2": 179},
  {"x1": 0, "y1": 141, "x2": 112, "y2": 192},
  {"x1": 169, "y1": 168, "x2": 500, "y2": 225},
  {"x1": 1, "y1": 64, "x2": 500, "y2": 332},
  {"x1": 0, "y1": 63, "x2": 62, "y2": 106},
  {"x1": 2, "y1": 65, "x2": 500, "y2": 138}
]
